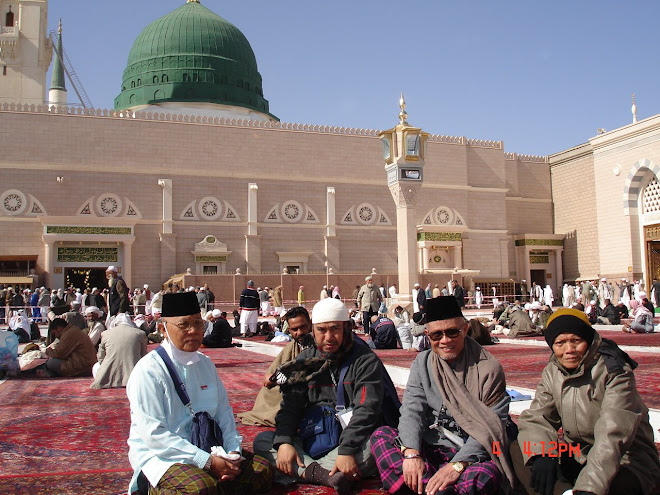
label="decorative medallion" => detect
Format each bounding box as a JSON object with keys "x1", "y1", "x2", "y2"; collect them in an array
[
  {"x1": 436, "y1": 207, "x2": 453, "y2": 225},
  {"x1": 96, "y1": 193, "x2": 122, "y2": 217},
  {"x1": 357, "y1": 203, "x2": 375, "y2": 224},
  {"x1": 198, "y1": 197, "x2": 222, "y2": 221},
  {"x1": 0, "y1": 189, "x2": 26, "y2": 216},
  {"x1": 282, "y1": 200, "x2": 303, "y2": 223}
]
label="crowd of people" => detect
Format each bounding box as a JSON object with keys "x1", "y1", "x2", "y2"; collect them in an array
[{"x1": 1, "y1": 270, "x2": 659, "y2": 494}]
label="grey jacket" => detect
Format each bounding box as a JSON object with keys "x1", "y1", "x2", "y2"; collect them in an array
[
  {"x1": 518, "y1": 334, "x2": 660, "y2": 494},
  {"x1": 398, "y1": 349, "x2": 509, "y2": 463}
]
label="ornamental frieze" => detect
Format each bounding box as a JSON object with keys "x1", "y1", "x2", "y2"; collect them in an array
[
  {"x1": 57, "y1": 247, "x2": 118, "y2": 263},
  {"x1": 515, "y1": 239, "x2": 563, "y2": 247},
  {"x1": 46, "y1": 226, "x2": 133, "y2": 235},
  {"x1": 644, "y1": 225, "x2": 660, "y2": 240},
  {"x1": 417, "y1": 232, "x2": 462, "y2": 242}
]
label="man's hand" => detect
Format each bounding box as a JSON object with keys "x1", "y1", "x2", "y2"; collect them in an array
[
  {"x1": 276, "y1": 443, "x2": 304, "y2": 477},
  {"x1": 329, "y1": 454, "x2": 360, "y2": 480},
  {"x1": 208, "y1": 455, "x2": 241, "y2": 482},
  {"x1": 402, "y1": 455, "x2": 425, "y2": 494},
  {"x1": 263, "y1": 373, "x2": 275, "y2": 388},
  {"x1": 425, "y1": 463, "x2": 460, "y2": 495}
]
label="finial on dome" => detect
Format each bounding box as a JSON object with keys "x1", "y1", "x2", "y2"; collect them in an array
[
  {"x1": 58, "y1": 18, "x2": 62, "y2": 34},
  {"x1": 398, "y1": 92, "x2": 408, "y2": 125},
  {"x1": 187, "y1": 0, "x2": 200, "y2": 3},
  {"x1": 632, "y1": 93, "x2": 638, "y2": 123}
]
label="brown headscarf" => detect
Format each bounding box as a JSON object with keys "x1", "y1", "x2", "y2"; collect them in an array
[{"x1": 430, "y1": 336, "x2": 516, "y2": 491}]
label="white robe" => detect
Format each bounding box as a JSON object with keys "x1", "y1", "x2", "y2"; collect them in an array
[{"x1": 543, "y1": 286, "x2": 554, "y2": 307}]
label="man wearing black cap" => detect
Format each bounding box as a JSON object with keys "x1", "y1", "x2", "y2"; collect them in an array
[
  {"x1": 370, "y1": 296, "x2": 515, "y2": 495},
  {"x1": 239, "y1": 280, "x2": 260, "y2": 337},
  {"x1": 126, "y1": 292, "x2": 272, "y2": 495}
]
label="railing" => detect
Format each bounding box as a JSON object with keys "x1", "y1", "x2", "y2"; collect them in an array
[{"x1": 1, "y1": 26, "x2": 16, "y2": 34}]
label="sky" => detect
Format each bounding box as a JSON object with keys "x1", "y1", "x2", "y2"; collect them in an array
[{"x1": 46, "y1": 0, "x2": 660, "y2": 156}]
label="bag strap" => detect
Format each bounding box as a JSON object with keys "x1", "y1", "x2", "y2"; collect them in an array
[{"x1": 155, "y1": 346, "x2": 192, "y2": 408}]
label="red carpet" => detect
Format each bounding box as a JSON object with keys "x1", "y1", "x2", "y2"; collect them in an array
[{"x1": 0, "y1": 339, "x2": 657, "y2": 494}]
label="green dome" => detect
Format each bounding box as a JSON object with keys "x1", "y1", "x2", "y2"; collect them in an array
[{"x1": 114, "y1": 1, "x2": 276, "y2": 119}]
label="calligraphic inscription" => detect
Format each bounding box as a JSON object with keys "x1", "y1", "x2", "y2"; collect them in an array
[
  {"x1": 195, "y1": 256, "x2": 227, "y2": 263},
  {"x1": 530, "y1": 255, "x2": 550, "y2": 264},
  {"x1": 417, "y1": 232, "x2": 462, "y2": 242},
  {"x1": 46, "y1": 226, "x2": 133, "y2": 235},
  {"x1": 57, "y1": 247, "x2": 118, "y2": 263},
  {"x1": 515, "y1": 239, "x2": 563, "y2": 247}
]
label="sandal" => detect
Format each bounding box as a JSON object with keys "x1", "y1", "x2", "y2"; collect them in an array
[{"x1": 622, "y1": 326, "x2": 632, "y2": 333}]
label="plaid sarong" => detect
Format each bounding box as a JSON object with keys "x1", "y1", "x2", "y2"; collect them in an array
[
  {"x1": 150, "y1": 452, "x2": 273, "y2": 495},
  {"x1": 371, "y1": 426, "x2": 501, "y2": 495}
]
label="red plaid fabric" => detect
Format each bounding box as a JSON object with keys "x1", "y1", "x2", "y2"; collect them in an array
[{"x1": 370, "y1": 426, "x2": 501, "y2": 495}]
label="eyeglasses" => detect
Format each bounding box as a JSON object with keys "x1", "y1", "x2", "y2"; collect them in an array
[
  {"x1": 164, "y1": 318, "x2": 205, "y2": 332},
  {"x1": 426, "y1": 328, "x2": 463, "y2": 341}
]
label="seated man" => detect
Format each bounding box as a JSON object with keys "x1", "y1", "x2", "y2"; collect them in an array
[
  {"x1": 370, "y1": 296, "x2": 515, "y2": 495},
  {"x1": 508, "y1": 305, "x2": 542, "y2": 338},
  {"x1": 202, "y1": 309, "x2": 234, "y2": 348},
  {"x1": 597, "y1": 298, "x2": 621, "y2": 325},
  {"x1": 84, "y1": 306, "x2": 105, "y2": 349},
  {"x1": 254, "y1": 298, "x2": 387, "y2": 494},
  {"x1": 126, "y1": 292, "x2": 272, "y2": 495},
  {"x1": 238, "y1": 306, "x2": 314, "y2": 427},
  {"x1": 392, "y1": 305, "x2": 413, "y2": 349},
  {"x1": 64, "y1": 300, "x2": 87, "y2": 333},
  {"x1": 91, "y1": 318, "x2": 146, "y2": 389},
  {"x1": 42, "y1": 317, "x2": 97, "y2": 377},
  {"x1": 370, "y1": 314, "x2": 401, "y2": 349}
]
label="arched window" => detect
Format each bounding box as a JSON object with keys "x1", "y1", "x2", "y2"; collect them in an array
[
  {"x1": 137, "y1": 79, "x2": 141, "y2": 86},
  {"x1": 5, "y1": 6, "x2": 14, "y2": 27},
  {"x1": 154, "y1": 90, "x2": 164, "y2": 100},
  {"x1": 153, "y1": 75, "x2": 159, "y2": 84},
  {"x1": 192, "y1": 73, "x2": 198, "y2": 82},
  {"x1": 131, "y1": 81, "x2": 135, "y2": 88},
  {"x1": 183, "y1": 73, "x2": 189, "y2": 82},
  {"x1": 162, "y1": 74, "x2": 168, "y2": 83}
]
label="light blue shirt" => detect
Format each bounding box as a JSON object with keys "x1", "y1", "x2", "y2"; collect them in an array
[{"x1": 126, "y1": 343, "x2": 242, "y2": 493}]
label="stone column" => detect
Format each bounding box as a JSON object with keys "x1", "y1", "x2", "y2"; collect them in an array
[
  {"x1": 122, "y1": 239, "x2": 135, "y2": 288},
  {"x1": 158, "y1": 179, "x2": 173, "y2": 235},
  {"x1": 421, "y1": 246, "x2": 429, "y2": 272},
  {"x1": 325, "y1": 187, "x2": 339, "y2": 271},
  {"x1": 44, "y1": 242, "x2": 53, "y2": 288},
  {"x1": 245, "y1": 183, "x2": 261, "y2": 273},
  {"x1": 159, "y1": 233, "x2": 177, "y2": 282},
  {"x1": 554, "y1": 249, "x2": 564, "y2": 294},
  {"x1": 390, "y1": 184, "x2": 420, "y2": 300}
]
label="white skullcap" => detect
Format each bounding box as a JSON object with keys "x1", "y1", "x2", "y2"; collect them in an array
[
  {"x1": 211, "y1": 309, "x2": 222, "y2": 318},
  {"x1": 531, "y1": 301, "x2": 542, "y2": 310},
  {"x1": 365, "y1": 276, "x2": 372, "y2": 281},
  {"x1": 414, "y1": 283, "x2": 420, "y2": 287},
  {"x1": 312, "y1": 298, "x2": 349, "y2": 324},
  {"x1": 524, "y1": 303, "x2": 531, "y2": 310},
  {"x1": 144, "y1": 284, "x2": 149, "y2": 289},
  {"x1": 601, "y1": 278, "x2": 607, "y2": 282},
  {"x1": 85, "y1": 305, "x2": 101, "y2": 316},
  {"x1": 106, "y1": 266, "x2": 118, "y2": 272}
]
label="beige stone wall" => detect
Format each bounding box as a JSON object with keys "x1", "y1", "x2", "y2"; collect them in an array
[
  {"x1": 550, "y1": 148, "x2": 599, "y2": 280},
  {"x1": 0, "y1": 109, "x2": 557, "y2": 288}
]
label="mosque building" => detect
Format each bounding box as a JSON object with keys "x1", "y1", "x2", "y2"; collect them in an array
[{"x1": 0, "y1": 0, "x2": 652, "y2": 300}]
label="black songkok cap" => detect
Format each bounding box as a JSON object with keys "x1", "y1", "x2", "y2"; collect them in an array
[
  {"x1": 425, "y1": 296, "x2": 464, "y2": 323},
  {"x1": 161, "y1": 292, "x2": 201, "y2": 318}
]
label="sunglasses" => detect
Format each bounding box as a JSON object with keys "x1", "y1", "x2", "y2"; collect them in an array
[{"x1": 426, "y1": 327, "x2": 463, "y2": 341}]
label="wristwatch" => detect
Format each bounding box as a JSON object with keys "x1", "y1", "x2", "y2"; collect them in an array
[
  {"x1": 451, "y1": 461, "x2": 468, "y2": 473},
  {"x1": 203, "y1": 456, "x2": 213, "y2": 472}
]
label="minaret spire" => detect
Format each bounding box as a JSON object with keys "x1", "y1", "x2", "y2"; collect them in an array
[
  {"x1": 632, "y1": 93, "x2": 638, "y2": 123},
  {"x1": 48, "y1": 18, "x2": 67, "y2": 106}
]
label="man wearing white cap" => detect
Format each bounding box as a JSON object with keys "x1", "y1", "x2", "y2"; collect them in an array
[
  {"x1": 105, "y1": 266, "x2": 128, "y2": 317},
  {"x1": 202, "y1": 309, "x2": 234, "y2": 348},
  {"x1": 84, "y1": 306, "x2": 106, "y2": 348},
  {"x1": 254, "y1": 298, "x2": 386, "y2": 494}
]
